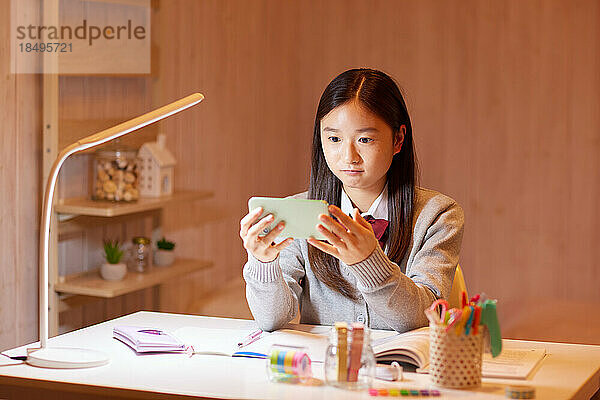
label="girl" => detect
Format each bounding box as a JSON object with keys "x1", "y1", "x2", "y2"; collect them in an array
[{"x1": 240, "y1": 68, "x2": 464, "y2": 332}]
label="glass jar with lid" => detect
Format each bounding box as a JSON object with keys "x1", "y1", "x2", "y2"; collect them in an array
[
  {"x1": 129, "y1": 236, "x2": 151, "y2": 272},
  {"x1": 324, "y1": 322, "x2": 375, "y2": 389},
  {"x1": 92, "y1": 142, "x2": 139, "y2": 202}
]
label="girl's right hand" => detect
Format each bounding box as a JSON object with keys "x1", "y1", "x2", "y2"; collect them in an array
[{"x1": 240, "y1": 207, "x2": 294, "y2": 263}]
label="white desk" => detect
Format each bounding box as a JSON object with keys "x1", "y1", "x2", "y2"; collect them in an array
[{"x1": 1, "y1": 311, "x2": 599, "y2": 400}]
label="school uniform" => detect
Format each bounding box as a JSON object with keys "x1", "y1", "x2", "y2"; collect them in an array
[{"x1": 243, "y1": 186, "x2": 464, "y2": 332}]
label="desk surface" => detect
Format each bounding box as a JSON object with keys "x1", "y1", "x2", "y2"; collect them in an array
[{"x1": 1, "y1": 311, "x2": 599, "y2": 400}]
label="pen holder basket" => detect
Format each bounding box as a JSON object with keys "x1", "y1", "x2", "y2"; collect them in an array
[
  {"x1": 266, "y1": 344, "x2": 313, "y2": 384},
  {"x1": 324, "y1": 325, "x2": 375, "y2": 390},
  {"x1": 429, "y1": 323, "x2": 484, "y2": 388}
]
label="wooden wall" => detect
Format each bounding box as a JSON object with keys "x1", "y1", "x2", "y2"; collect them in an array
[
  {"x1": 1, "y1": 0, "x2": 599, "y2": 351},
  {"x1": 155, "y1": 0, "x2": 600, "y2": 343},
  {"x1": 54, "y1": 5, "x2": 159, "y2": 332},
  {"x1": 0, "y1": 0, "x2": 42, "y2": 350}
]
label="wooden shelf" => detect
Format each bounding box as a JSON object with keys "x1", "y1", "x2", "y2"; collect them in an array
[
  {"x1": 82, "y1": 0, "x2": 158, "y2": 9},
  {"x1": 55, "y1": 258, "x2": 213, "y2": 298},
  {"x1": 56, "y1": 190, "x2": 213, "y2": 217}
]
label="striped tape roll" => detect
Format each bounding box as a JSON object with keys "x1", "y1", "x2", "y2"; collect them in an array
[
  {"x1": 283, "y1": 351, "x2": 295, "y2": 374},
  {"x1": 505, "y1": 385, "x2": 535, "y2": 399},
  {"x1": 269, "y1": 349, "x2": 312, "y2": 378}
]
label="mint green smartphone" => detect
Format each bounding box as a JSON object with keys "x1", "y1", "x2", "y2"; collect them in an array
[{"x1": 248, "y1": 197, "x2": 329, "y2": 240}]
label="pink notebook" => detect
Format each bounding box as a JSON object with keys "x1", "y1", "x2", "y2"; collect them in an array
[{"x1": 113, "y1": 326, "x2": 186, "y2": 353}]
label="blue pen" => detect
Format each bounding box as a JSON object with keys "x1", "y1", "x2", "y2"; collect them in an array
[
  {"x1": 464, "y1": 305, "x2": 475, "y2": 335},
  {"x1": 232, "y1": 351, "x2": 268, "y2": 359}
]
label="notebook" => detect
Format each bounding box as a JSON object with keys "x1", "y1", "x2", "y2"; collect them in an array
[
  {"x1": 482, "y1": 348, "x2": 546, "y2": 379},
  {"x1": 113, "y1": 326, "x2": 187, "y2": 353}
]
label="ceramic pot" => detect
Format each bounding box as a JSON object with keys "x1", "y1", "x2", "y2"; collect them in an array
[
  {"x1": 154, "y1": 249, "x2": 175, "y2": 267},
  {"x1": 100, "y1": 262, "x2": 127, "y2": 281}
]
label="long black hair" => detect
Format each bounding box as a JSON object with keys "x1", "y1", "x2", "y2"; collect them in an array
[{"x1": 308, "y1": 68, "x2": 418, "y2": 300}]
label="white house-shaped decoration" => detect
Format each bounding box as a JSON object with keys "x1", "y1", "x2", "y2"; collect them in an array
[{"x1": 138, "y1": 133, "x2": 176, "y2": 197}]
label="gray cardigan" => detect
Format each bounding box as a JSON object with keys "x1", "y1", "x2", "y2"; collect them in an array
[{"x1": 243, "y1": 187, "x2": 464, "y2": 332}]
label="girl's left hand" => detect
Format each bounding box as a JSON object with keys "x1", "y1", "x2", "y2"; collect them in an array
[{"x1": 307, "y1": 205, "x2": 379, "y2": 265}]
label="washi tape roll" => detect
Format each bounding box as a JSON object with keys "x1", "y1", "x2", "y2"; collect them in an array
[
  {"x1": 276, "y1": 350, "x2": 287, "y2": 373},
  {"x1": 505, "y1": 385, "x2": 535, "y2": 399},
  {"x1": 268, "y1": 349, "x2": 312, "y2": 378},
  {"x1": 269, "y1": 349, "x2": 279, "y2": 371},
  {"x1": 295, "y1": 352, "x2": 311, "y2": 377},
  {"x1": 291, "y1": 351, "x2": 305, "y2": 373},
  {"x1": 283, "y1": 351, "x2": 295, "y2": 374}
]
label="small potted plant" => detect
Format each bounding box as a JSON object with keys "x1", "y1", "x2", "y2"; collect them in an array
[
  {"x1": 154, "y1": 237, "x2": 176, "y2": 267},
  {"x1": 100, "y1": 239, "x2": 127, "y2": 280}
]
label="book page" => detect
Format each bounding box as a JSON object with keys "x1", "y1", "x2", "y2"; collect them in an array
[
  {"x1": 244, "y1": 329, "x2": 330, "y2": 362},
  {"x1": 482, "y1": 348, "x2": 546, "y2": 379},
  {"x1": 173, "y1": 327, "x2": 253, "y2": 356},
  {"x1": 372, "y1": 327, "x2": 430, "y2": 368}
]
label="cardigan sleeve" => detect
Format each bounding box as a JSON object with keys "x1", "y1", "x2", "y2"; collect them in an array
[
  {"x1": 242, "y1": 238, "x2": 305, "y2": 332},
  {"x1": 346, "y1": 201, "x2": 464, "y2": 332}
]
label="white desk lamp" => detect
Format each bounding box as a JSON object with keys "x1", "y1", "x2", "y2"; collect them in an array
[{"x1": 28, "y1": 93, "x2": 204, "y2": 368}]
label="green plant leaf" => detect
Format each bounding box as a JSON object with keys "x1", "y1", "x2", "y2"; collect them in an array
[
  {"x1": 103, "y1": 239, "x2": 124, "y2": 264},
  {"x1": 157, "y1": 237, "x2": 175, "y2": 251}
]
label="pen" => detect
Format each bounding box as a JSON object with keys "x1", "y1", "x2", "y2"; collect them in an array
[
  {"x1": 232, "y1": 351, "x2": 268, "y2": 359},
  {"x1": 237, "y1": 329, "x2": 263, "y2": 348},
  {"x1": 472, "y1": 305, "x2": 482, "y2": 335},
  {"x1": 455, "y1": 306, "x2": 471, "y2": 335},
  {"x1": 464, "y1": 305, "x2": 475, "y2": 335}
]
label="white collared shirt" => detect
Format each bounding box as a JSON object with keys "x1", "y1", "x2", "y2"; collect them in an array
[
  {"x1": 340, "y1": 183, "x2": 389, "y2": 220},
  {"x1": 340, "y1": 184, "x2": 389, "y2": 252}
]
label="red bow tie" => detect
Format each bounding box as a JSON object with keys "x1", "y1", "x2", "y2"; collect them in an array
[{"x1": 363, "y1": 215, "x2": 389, "y2": 250}]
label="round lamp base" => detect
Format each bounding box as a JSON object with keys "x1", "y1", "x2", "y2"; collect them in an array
[{"x1": 26, "y1": 347, "x2": 109, "y2": 369}]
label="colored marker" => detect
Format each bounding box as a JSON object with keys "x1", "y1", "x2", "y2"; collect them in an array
[
  {"x1": 237, "y1": 329, "x2": 263, "y2": 348},
  {"x1": 335, "y1": 322, "x2": 348, "y2": 382},
  {"x1": 347, "y1": 323, "x2": 364, "y2": 382},
  {"x1": 472, "y1": 305, "x2": 482, "y2": 335},
  {"x1": 481, "y1": 300, "x2": 502, "y2": 357}
]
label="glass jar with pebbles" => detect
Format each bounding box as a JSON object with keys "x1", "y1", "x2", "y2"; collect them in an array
[{"x1": 92, "y1": 142, "x2": 139, "y2": 202}]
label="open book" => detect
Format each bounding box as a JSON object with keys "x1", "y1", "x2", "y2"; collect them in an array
[
  {"x1": 371, "y1": 327, "x2": 546, "y2": 379},
  {"x1": 173, "y1": 326, "x2": 330, "y2": 362},
  {"x1": 372, "y1": 327, "x2": 431, "y2": 371}
]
